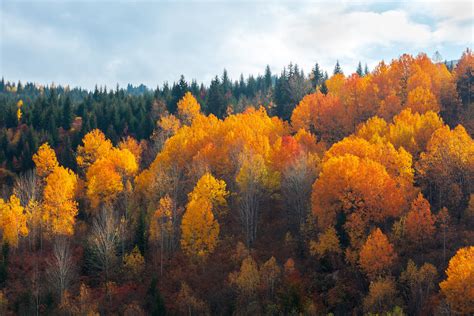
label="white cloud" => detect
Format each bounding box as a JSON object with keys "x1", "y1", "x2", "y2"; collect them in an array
[{"x1": 0, "y1": 0, "x2": 472, "y2": 88}]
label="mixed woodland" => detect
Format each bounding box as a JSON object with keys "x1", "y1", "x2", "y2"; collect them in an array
[{"x1": 0, "y1": 50, "x2": 473, "y2": 315}]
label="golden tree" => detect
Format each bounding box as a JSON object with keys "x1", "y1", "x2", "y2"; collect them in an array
[
  {"x1": 76, "y1": 129, "x2": 113, "y2": 170},
  {"x1": 180, "y1": 173, "x2": 227, "y2": 260},
  {"x1": 417, "y1": 125, "x2": 474, "y2": 216},
  {"x1": 42, "y1": 166, "x2": 78, "y2": 236},
  {"x1": 439, "y1": 246, "x2": 474, "y2": 314},
  {"x1": 33, "y1": 143, "x2": 59, "y2": 178},
  {"x1": 359, "y1": 228, "x2": 396, "y2": 280},
  {"x1": 86, "y1": 148, "x2": 138, "y2": 209},
  {"x1": 180, "y1": 198, "x2": 219, "y2": 261},
  {"x1": 177, "y1": 92, "x2": 201, "y2": 124},
  {"x1": 0, "y1": 195, "x2": 28, "y2": 247}
]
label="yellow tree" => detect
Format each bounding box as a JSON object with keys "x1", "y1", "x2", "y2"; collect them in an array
[
  {"x1": 359, "y1": 228, "x2": 396, "y2": 280},
  {"x1": 17, "y1": 100, "x2": 23, "y2": 124},
  {"x1": 387, "y1": 109, "x2": 444, "y2": 156},
  {"x1": 417, "y1": 125, "x2": 474, "y2": 217},
  {"x1": 0, "y1": 195, "x2": 28, "y2": 247},
  {"x1": 42, "y1": 166, "x2": 78, "y2": 236},
  {"x1": 76, "y1": 129, "x2": 113, "y2": 170},
  {"x1": 180, "y1": 173, "x2": 225, "y2": 260},
  {"x1": 33, "y1": 143, "x2": 59, "y2": 178},
  {"x1": 177, "y1": 92, "x2": 201, "y2": 124},
  {"x1": 188, "y1": 172, "x2": 228, "y2": 216},
  {"x1": 86, "y1": 148, "x2": 138, "y2": 209},
  {"x1": 118, "y1": 136, "x2": 143, "y2": 165},
  {"x1": 180, "y1": 198, "x2": 219, "y2": 261},
  {"x1": 356, "y1": 109, "x2": 444, "y2": 157},
  {"x1": 439, "y1": 246, "x2": 474, "y2": 314}
]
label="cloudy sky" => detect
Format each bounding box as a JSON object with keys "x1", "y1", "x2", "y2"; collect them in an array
[{"x1": 1, "y1": 0, "x2": 472, "y2": 89}]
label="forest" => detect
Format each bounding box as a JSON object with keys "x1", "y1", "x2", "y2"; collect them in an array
[{"x1": 0, "y1": 50, "x2": 473, "y2": 315}]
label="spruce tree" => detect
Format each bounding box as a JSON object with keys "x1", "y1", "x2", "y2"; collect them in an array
[
  {"x1": 264, "y1": 65, "x2": 272, "y2": 91},
  {"x1": 356, "y1": 62, "x2": 363, "y2": 76},
  {"x1": 206, "y1": 76, "x2": 226, "y2": 118},
  {"x1": 364, "y1": 64, "x2": 370, "y2": 76},
  {"x1": 62, "y1": 95, "x2": 73, "y2": 130},
  {"x1": 169, "y1": 75, "x2": 188, "y2": 113},
  {"x1": 333, "y1": 60, "x2": 343, "y2": 75},
  {"x1": 311, "y1": 63, "x2": 323, "y2": 88},
  {"x1": 320, "y1": 80, "x2": 328, "y2": 94}
]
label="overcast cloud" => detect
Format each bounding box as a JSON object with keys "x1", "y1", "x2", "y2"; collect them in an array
[{"x1": 1, "y1": 0, "x2": 472, "y2": 89}]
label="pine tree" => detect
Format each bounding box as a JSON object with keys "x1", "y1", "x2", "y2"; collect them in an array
[
  {"x1": 222, "y1": 69, "x2": 231, "y2": 94},
  {"x1": 264, "y1": 65, "x2": 272, "y2": 91},
  {"x1": 311, "y1": 62, "x2": 323, "y2": 88},
  {"x1": 62, "y1": 95, "x2": 73, "y2": 130},
  {"x1": 364, "y1": 63, "x2": 370, "y2": 76},
  {"x1": 206, "y1": 76, "x2": 226, "y2": 118},
  {"x1": 169, "y1": 75, "x2": 188, "y2": 114},
  {"x1": 356, "y1": 62, "x2": 363, "y2": 77},
  {"x1": 333, "y1": 60, "x2": 343, "y2": 75},
  {"x1": 320, "y1": 80, "x2": 328, "y2": 94}
]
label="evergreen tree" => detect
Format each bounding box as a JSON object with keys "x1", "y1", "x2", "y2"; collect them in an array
[
  {"x1": 356, "y1": 62, "x2": 363, "y2": 76},
  {"x1": 238, "y1": 74, "x2": 246, "y2": 98},
  {"x1": 169, "y1": 75, "x2": 188, "y2": 113},
  {"x1": 247, "y1": 75, "x2": 257, "y2": 98},
  {"x1": 364, "y1": 63, "x2": 370, "y2": 76},
  {"x1": 147, "y1": 277, "x2": 166, "y2": 316},
  {"x1": 320, "y1": 79, "x2": 328, "y2": 95},
  {"x1": 311, "y1": 62, "x2": 323, "y2": 88},
  {"x1": 206, "y1": 76, "x2": 226, "y2": 118},
  {"x1": 222, "y1": 69, "x2": 231, "y2": 94},
  {"x1": 135, "y1": 209, "x2": 148, "y2": 254},
  {"x1": 62, "y1": 95, "x2": 73, "y2": 130},
  {"x1": 274, "y1": 64, "x2": 310, "y2": 120},
  {"x1": 333, "y1": 60, "x2": 343, "y2": 75},
  {"x1": 264, "y1": 65, "x2": 272, "y2": 91}
]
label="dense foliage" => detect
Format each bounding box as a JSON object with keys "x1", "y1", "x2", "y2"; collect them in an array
[{"x1": 0, "y1": 50, "x2": 473, "y2": 314}]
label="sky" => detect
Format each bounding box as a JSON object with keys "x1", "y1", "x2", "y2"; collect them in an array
[{"x1": 1, "y1": 0, "x2": 473, "y2": 90}]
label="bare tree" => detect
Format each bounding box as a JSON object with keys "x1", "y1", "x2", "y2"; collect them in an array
[
  {"x1": 88, "y1": 207, "x2": 120, "y2": 297},
  {"x1": 236, "y1": 152, "x2": 275, "y2": 247},
  {"x1": 13, "y1": 170, "x2": 42, "y2": 250},
  {"x1": 46, "y1": 237, "x2": 75, "y2": 302},
  {"x1": 13, "y1": 169, "x2": 40, "y2": 205},
  {"x1": 281, "y1": 154, "x2": 318, "y2": 233}
]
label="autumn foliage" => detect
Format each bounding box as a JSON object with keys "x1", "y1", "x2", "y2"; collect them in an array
[
  {"x1": 1, "y1": 51, "x2": 473, "y2": 315},
  {"x1": 439, "y1": 246, "x2": 474, "y2": 314}
]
